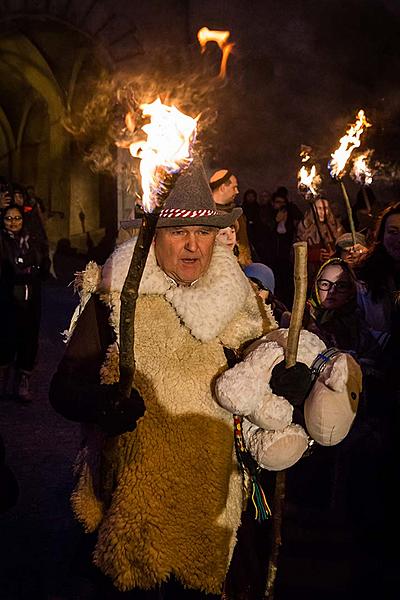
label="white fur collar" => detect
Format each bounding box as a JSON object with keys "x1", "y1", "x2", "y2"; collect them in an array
[{"x1": 100, "y1": 238, "x2": 252, "y2": 343}]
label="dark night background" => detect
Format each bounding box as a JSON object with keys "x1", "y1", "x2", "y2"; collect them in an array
[
  {"x1": 1, "y1": 0, "x2": 400, "y2": 241},
  {"x1": 1, "y1": 2, "x2": 400, "y2": 599}
]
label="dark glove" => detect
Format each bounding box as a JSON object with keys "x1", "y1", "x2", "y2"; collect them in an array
[
  {"x1": 270, "y1": 361, "x2": 313, "y2": 406},
  {"x1": 97, "y1": 384, "x2": 146, "y2": 437}
]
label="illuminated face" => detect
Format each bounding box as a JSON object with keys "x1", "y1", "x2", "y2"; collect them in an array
[
  {"x1": 315, "y1": 199, "x2": 329, "y2": 222},
  {"x1": 154, "y1": 226, "x2": 217, "y2": 285},
  {"x1": 219, "y1": 176, "x2": 239, "y2": 204},
  {"x1": 216, "y1": 225, "x2": 237, "y2": 251},
  {"x1": 3, "y1": 207, "x2": 23, "y2": 233},
  {"x1": 316, "y1": 264, "x2": 354, "y2": 309},
  {"x1": 383, "y1": 214, "x2": 400, "y2": 261}
]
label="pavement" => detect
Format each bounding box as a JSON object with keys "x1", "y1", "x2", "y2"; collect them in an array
[{"x1": 0, "y1": 278, "x2": 398, "y2": 599}]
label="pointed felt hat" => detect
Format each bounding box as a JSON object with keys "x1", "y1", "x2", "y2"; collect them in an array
[{"x1": 120, "y1": 155, "x2": 242, "y2": 230}]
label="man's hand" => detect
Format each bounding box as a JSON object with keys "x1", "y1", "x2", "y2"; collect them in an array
[
  {"x1": 270, "y1": 361, "x2": 313, "y2": 406},
  {"x1": 97, "y1": 385, "x2": 146, "y2": 436}
]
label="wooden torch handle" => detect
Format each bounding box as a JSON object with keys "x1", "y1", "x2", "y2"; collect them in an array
[{"x1": 285, "y1": 242, "x2": 308, "y2": 368}]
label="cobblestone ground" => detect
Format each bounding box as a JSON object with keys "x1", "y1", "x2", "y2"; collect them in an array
[{"x1": 0, "y1": 279, "x2": 85, "y2": 600}]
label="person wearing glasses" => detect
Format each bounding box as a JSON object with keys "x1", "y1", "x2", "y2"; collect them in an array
[
  {"x1": 0, "y1": 204, "x2": 49, "y2": 402},
  {"x1": 305, "y1": 258, "x2": 379, "y2": 356}
]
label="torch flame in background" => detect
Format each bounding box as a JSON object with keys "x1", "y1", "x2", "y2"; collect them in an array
[
  {"x1": 129, "y1": 98, "x2": 198, "y2": 212},
  {"x1": 197, "y1": 27, "x2": 234, "y2": 79},
  {"x1": 351, "y1": 150, "x2": 374, "y2": 186},
  {"x1": 297, "y1": 149, "x2": 321, "y2": 198},
  {"x1": 329, "y1": 109, "x2": 372, "y2": 178}
]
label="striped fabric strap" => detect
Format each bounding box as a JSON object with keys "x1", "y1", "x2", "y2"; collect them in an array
[
  {"x1": 310, "y1": 347, "x2": 341, "y2": 381},
  {"x1": 159, "y1": 208, "x2": 218, "y2": 218}
]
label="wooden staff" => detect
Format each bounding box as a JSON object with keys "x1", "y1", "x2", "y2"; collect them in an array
[
  {"x1": 339, "y1": 179, "x2": 357, "y2": 248},
  {"x1": 361, "y1": 185, "x2": 371, "y2": 213},
  {"x1": 119, "y1": 211, "x2": 159, "y2": 398},
  {"x1": 118, "y1": 170, "x2": 182, "y2": 398},
  {"x1": 264, "y1": 241, "x2": 308, "y2": 599}
]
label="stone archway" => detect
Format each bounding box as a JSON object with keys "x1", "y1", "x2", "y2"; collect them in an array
[{"x1": 0, "y1": 2, "x2": 142, "y2": 243}]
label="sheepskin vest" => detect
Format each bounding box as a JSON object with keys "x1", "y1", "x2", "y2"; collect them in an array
[{"x1": 71, "y1": 240, "x2": 277, "y2": 594}]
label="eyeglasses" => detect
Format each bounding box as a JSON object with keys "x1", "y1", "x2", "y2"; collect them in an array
[
  {"x1": 4, "y1": 215, "x2": 22, "y2": 222},
  {"x1": 317, "y1": 279, "x2": 352, "y2": 292}
]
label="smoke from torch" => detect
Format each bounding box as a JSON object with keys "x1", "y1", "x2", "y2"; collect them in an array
[{"x1": 197, "y1": 27, "x2": 235, "y2": 79}]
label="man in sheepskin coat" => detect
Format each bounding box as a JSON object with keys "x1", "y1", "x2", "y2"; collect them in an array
[{"x1": 49, "y1": 158, "x2": 278, "y2": 599}]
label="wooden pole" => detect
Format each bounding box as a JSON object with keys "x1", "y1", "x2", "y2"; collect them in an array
[
  {"x1": 361, "y1": 185, "x2": 371, "y2": 213},
  {"x1": 339, "y1": 179, "x2": 357, "y2": 247},
  {"x1": 264, "y1": 241, "x2": 308, "y2": 599},
  {"x1": 119, "y1": 211, "x2": 159, "y2": 398},
  {"x1": 285, "y1": 242, "x2": 308, "y2": 368}
]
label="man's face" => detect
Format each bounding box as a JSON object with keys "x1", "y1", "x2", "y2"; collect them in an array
[
  {"x1": 272, "y1": 196, "x2": 286, "y2": 210},
  {"x1": 219, "y1": 176, "x2": 239, "y2": 205},
  {"x1": 154, "y1": 226, "x2": 217, "y2": 285}
]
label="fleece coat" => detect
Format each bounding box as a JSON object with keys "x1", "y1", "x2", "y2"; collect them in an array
[{"x1": 70, "y1": 239, "x2": 277, "y2": 594}]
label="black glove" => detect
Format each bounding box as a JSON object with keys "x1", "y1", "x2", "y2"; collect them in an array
[
  {"x1": 97, "y1": 384, "x2": 146, "y2": 437},
  {"x1": 270, "y1": 361, "x2": 313, "y2": 407}
]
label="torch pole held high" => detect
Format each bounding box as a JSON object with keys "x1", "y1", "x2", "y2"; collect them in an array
[
  {"x1": 339, "y1": 179, "x2": 357, "y2": 248},
  {"x1": 265, "y1": 242, "x2": 308, "y2": 599},
  {"x1": 119, "y1": 212, "x2": 159, "y2": 398}
]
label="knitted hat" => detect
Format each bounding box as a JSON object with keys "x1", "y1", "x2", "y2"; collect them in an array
[{"x1": 121, "y1": 156, "x2": 242, "y2": 230}]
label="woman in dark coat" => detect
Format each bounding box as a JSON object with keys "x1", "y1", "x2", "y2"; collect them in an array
[
  {"x1": 258, "y1": 188, "x2": 303, "y2": 308},
  {"x1": 0, "y1": 204, "x2": 49, "y2": 401}
]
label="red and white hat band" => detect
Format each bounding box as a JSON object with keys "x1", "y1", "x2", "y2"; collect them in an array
[{"x1": 159, "y1": 208, "x2": 218, "y2": 218}]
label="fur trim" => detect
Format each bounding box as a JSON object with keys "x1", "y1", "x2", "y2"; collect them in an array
[
  {"x1": 80, "y1": 296, "x2": 248, "y2": 593},
  {"x1": 99, "y1": 237, "x2": 259, "y2": 343},
  {"x1": 62, "y1": 262, "x2": 102, "y2": 344}
]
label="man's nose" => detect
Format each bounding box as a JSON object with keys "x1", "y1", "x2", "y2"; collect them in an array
[{"x1": 184, "y1": 234, "x2": 198, "y2": 252}]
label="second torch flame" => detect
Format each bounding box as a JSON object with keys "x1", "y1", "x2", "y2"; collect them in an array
[
  {"x1": 197, "y1": 26, "x2": 234, "y2": 79},
  {"x1": 129, "y1": 98, "x2": 198, "y2": 213},
  {"x1": 329, "y1": 109, "x2": 372, "y2": 178}
]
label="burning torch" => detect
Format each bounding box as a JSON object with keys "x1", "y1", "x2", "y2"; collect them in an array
[
  {"x1": 119, "y1": 99, "x2": 197, "y2": 398},
  {"x1": 351, "y1": 149, "x2": 374, "y2": 213},
  {"x1": 328, "y1": 109, "x2": 372, "y2": 247}
]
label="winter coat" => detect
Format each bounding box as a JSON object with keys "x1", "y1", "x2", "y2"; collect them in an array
[{"x1": 50, "y1": 240, "x2": 277, "y2": 594}]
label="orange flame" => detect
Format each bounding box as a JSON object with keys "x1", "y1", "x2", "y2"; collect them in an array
[
  {"x1": 197, "y1": 27, "x2": 234, "y2": 79},
  {"x1": 298, "y1": 164, "x2": 321, "y2": 198},
  {"x1": 329, "y1": 109, "x2": 372, "y2": 179},
  {"x1": 298, "y1": 149, "x2": 321, "y2": 197},
  {"x1": 129, "y1": 98, "x2": 197, "y2": 212},
  {"x1": 351, "y1": 150, "x2": 374, "y2": 186}
]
